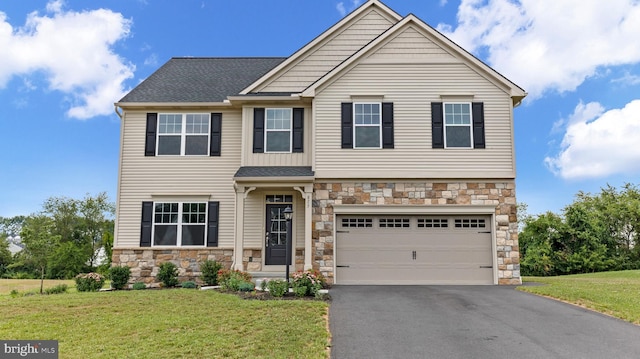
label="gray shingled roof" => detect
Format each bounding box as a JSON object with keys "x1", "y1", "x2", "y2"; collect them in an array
[
  {"x1": 119, "y1": 57, "x2": 287, "y2": 103},
  {"x1": 234, "y1": 166, "x2": 314, "y2": 178}
]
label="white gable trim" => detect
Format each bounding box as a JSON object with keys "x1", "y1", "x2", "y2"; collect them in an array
[
  {"x1": 239, "y1": 0, "x2": 402, "y2": 95},
  {"x1": 301, "y1": 14, "x2": 527, "y2": 105}
]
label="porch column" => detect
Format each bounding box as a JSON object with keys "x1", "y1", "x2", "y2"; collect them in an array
[
  {"x1": 296, "y1": 185, "x2": 314, "y2": 270},
  {"x1": 233, "y1": 186, "x2": 245, "y2": 270}
]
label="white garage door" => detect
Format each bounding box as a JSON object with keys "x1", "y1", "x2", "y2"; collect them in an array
[{"x1": 335, "y1": 215, "x2": 494, "y2": 285}]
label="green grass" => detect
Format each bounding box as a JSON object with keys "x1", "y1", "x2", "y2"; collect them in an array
[
  {"x1": 0, "y1": 289, "x2": 329, "y2": 358},
  {"x1": 520, "y1": 270, "x2": 640, "y2": 324}
]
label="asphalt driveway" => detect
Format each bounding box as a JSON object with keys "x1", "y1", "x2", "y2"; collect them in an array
[{"x1": 329, "y1": 285, "x2": 640, "y2": 359}]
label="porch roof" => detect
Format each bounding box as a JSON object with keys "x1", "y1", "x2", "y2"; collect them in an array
[{"x1": 233, "y1": 166, "x2": 315, "y2": 181}]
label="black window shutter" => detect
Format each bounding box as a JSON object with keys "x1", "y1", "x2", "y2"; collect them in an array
[
  {"x1": 145, "y1": 113, "x2": 157, "y2": 156},
  {"x1": 431, "y1": 103, "x2": 444, "y2": 149},
  {"x1": 292, "y1": 108, "x2": 304, "y2": 153},
  {"x1": 382, "y1": 102, "x2": 394, "y2": 149},
  {"x1": 206, "y1": 201, "x2": 219, "y2": 247},
  {"x1": 140, "y1": 201, "x2": 153, "y2": 247},
  {"x1": 472, "y1": 102, "x2": 485, "y2": 149},
  {"x1": 253, "y1": 108, "x2": 265, "y2": 153},
  {"x1": 341, "y1": 102, "x2": 353, "y2": 149},
  {"x1": 210, "y1": 113, "x2": 222, "y2": 156}
]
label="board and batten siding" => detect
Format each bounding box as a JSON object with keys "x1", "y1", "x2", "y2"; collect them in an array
[
  {"x1": 313, "y1": 62, "x2": 516, "y2": 179},
  {"x1": 257, "y1": 9, "x2": 395, "y2": 93},
  {"x1": 115, "y1": 110, "x2": 242, "y2": 249},
  {"x1": 242, "y1": 191, "x2": 306, "y2": 249},
  {"x1": 242, "y1": 106, "x2": 312, "y2": 167}
]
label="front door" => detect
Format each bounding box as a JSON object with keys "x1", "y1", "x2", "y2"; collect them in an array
[{"x1": 265, "y1": 204, "x2": 289, "y2": 265}]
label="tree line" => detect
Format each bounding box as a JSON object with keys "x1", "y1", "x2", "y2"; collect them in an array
[
  {"x1": 0, "y1": 193, "x2": 114, "y2": 280},
  {"x1": 520, "y1": 183, "x2": 640, "y2": 276}
]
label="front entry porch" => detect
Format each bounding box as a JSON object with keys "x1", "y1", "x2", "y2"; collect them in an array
[{"x1": 232, "y1": 166, "x2": 315, "y2": 274}]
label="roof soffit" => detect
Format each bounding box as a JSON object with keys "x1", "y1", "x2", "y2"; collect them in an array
[
  {"x1": 301, "y1": 14, "x2": 527, "y2": 103},
  {"x1": 239, "y1": 0, "x2": 402, "y2": 95}
]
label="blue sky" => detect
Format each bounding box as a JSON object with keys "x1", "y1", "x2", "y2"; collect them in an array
[{"x1": 1, "y1": 0, "x2": 639, "y2": 218}]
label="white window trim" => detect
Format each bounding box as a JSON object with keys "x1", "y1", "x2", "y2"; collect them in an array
[
  {"x1": 156, "y1": 113, "x2": 211, "y2": 156},
  {"x1": 264, "y1": 108, "x2": 293, "y2": 153},
  {"x1": 152, "y1": 202, "x2": 208, "y2": 247},
  {"x1": 353, "y1": 102, "x2": 382, "y2": 149},
  {"x1": 443, "y1": 102, "x2": 473, "y2": 149}
]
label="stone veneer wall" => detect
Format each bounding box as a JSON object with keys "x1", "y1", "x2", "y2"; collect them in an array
[
  {"x1": 311, "y1": 181, "x2": 520, "y2": 285},
  {"x1": 112, "y1": 248, "x2": 233, "y2": 286}
]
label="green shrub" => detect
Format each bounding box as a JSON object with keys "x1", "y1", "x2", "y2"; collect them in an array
[
  {"x1": 109, "y1": 266, "x2": 131, "y2": 290},
  {"x1": 132, "y1": 282, "x2": 146, "y2": 290},
  {"x1": 75, "y1": 272, "x2": 105, "y2": 292},
  {"x1": 267, "y1": 279, "x2": 288, "y2": 297},
  {"x1": 218, "y1": 269, "x2": 252, "y2": 291},
  {"x1": 181, "y1": 281, "x2": 197, "y2": 289},
  {"x1": 44, "y1": 284, "x2": 68, "y2": 295},
  {"x1": 290, "y1": 269, "x2": 326, "y2": 297},
  {"x1": 10, "y1": 289, "x2": 19, "y2": 297},
  {"x1": 238, "y1": 281, "x2": 255, "y2": 292},
  {"x1": 199, "y1": 260, "x2": 223, "y2": 286},
  {"x1": 157, "y1": 262, "x2": 179, "y2": 288}
]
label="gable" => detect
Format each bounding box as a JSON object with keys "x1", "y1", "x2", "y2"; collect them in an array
[
  {"x1": 302, "y1": 15, "x2": 526, "y2": 105},
  {"x1": 366, "y1": 26, "x2": 456, "y2": 62},
  {"x1": 245, "y1": 1, "x2": 401, "y2": 94}
]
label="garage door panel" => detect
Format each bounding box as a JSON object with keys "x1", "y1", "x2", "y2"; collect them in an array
[{"x1": 336, "y1": 215, "x2": 494, "y2": 285}]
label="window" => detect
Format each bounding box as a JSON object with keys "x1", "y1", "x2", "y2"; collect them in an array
[
  {"x1": 417, "y1": 218, "x2": 449, "y2": 228},
  {"x1": 379, "y1": 218, "x2": 410, "y2": 228},
  {"x1": 444, "y1": 103, "x2": 472, "y2": 148},
  {"x1": 342, "y1": 218, "x2": 373, "y2": 228},
  {"x1": 265, "y1": 109, "x2": 292, "y2": 152},
  {"x1": 354, "y1": 103, "x2": 381, "y2": 148},
  {"x1": 266, "y1": 195, "x2": 293, "y2": 203},
  {"x1": 157, "y1": 114, "x2": 210, "y2": 155},
  {"x1": 153, "y1": 202, "x2": 207, "y2": 246},
  {"x1": 454, "y1": 218, "x2": 486, "y2": 228}
]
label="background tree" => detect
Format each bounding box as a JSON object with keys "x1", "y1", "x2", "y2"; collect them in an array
[
  {"x1": 20, "y1": 215, "x2": 61, "y2": 293},
  {"x1": 78, "y1": 192, "x2": 115, "y2": 267},
  {"x1": 0, "y1": 233, "x2": 12, "y2": 278},
  {"x1": 520, "y1": 183, "x2": 640, "y2": 276}
]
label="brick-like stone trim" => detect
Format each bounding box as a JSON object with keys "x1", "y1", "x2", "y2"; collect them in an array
[
  {"x1": 312, "y1": 181, "x2": 521, "y2": 285},
  {"x1": 112, "y1": 248, "x2": 233, "y2": 286}
]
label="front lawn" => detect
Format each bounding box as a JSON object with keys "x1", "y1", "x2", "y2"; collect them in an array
[
  {"x1": 520, "y1": 270, "x2": 640, "y2": 325},
  {"x1": 0, "y1": 289, "x2": 330, "y2": 358}
]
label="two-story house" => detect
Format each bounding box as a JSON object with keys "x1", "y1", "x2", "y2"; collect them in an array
[{"x1": 112, "y1": 0, "x2": 526, "y2": 285}]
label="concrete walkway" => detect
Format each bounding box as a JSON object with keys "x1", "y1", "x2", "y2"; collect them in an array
[{"x1": 329, "y1": 285, "x2": 640, "y2": 359}]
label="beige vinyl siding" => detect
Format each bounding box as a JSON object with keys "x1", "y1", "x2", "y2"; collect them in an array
[
  {"x1": 243, "y1": 106, "x2": 312, "y2": 167},
  {"x1": 257, "y1": 9, "x2": 395, "y2": 93},
  {"x1": 313, "y1": 62, "x2": 515, "y2": 179},
  {"x1": 367, "y1": 26, "x2": 455, "y2": 61},
  {"x1": 115, "y1": 110, "x2": 242, "y2": 248},
  {"x1": 242, "y1": 191, "x2": 306, "y2": 249}
]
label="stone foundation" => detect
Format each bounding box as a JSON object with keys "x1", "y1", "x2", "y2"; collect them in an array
[
  {"x1": 112, "y1": 248, "x2": 233, "y2": 286},
  {"x1": 312, "y1": 181, "x2": 521, "y2": 285}
]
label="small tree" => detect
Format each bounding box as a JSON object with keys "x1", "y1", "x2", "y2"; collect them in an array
[{"x1": 21, "y1": 215, "x2": 60, "y2": 294}]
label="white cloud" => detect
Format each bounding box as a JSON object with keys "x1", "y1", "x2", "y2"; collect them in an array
[
  {"x1": 0, "y1": 1, "x2": 134, "y2": 119},
  {"x1": 336, "y1": 0, "x2": 363, "y2": 17},
  {"x1": 438, "y1": 0, "x2": 640, "y2": 99},
  {"x1": 545, "y1": 99, "x2": 640, "y2": 179},
  {"x1": 612, "y1": 72, "x2": 640, "y2": 86}
]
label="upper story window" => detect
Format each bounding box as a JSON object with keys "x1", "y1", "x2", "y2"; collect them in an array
[
  {"x1": 153, "y1": 202, "x2": 207, "y2": 246},
  {"x1": 354, "y1": 103, "x2": 382, "y2": 148},
  {"x1": 265, "y1": 109, "x2": 292, "y2": 153},
  {"x1": 444, "y1": 103, "x2": 472, "y2": 148},
  {"x1": 253, "y1": 108, "x2": 304, "y2": 154},
  {"x1": 341, "y1": 102, "x2": 393, "y2": 149},
  {"x1": 431, "y1": 102, "x2": 485, "y2": 149},
  {"x1": 157, "y1": 114, "x2": 210, "y2": 155}
]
